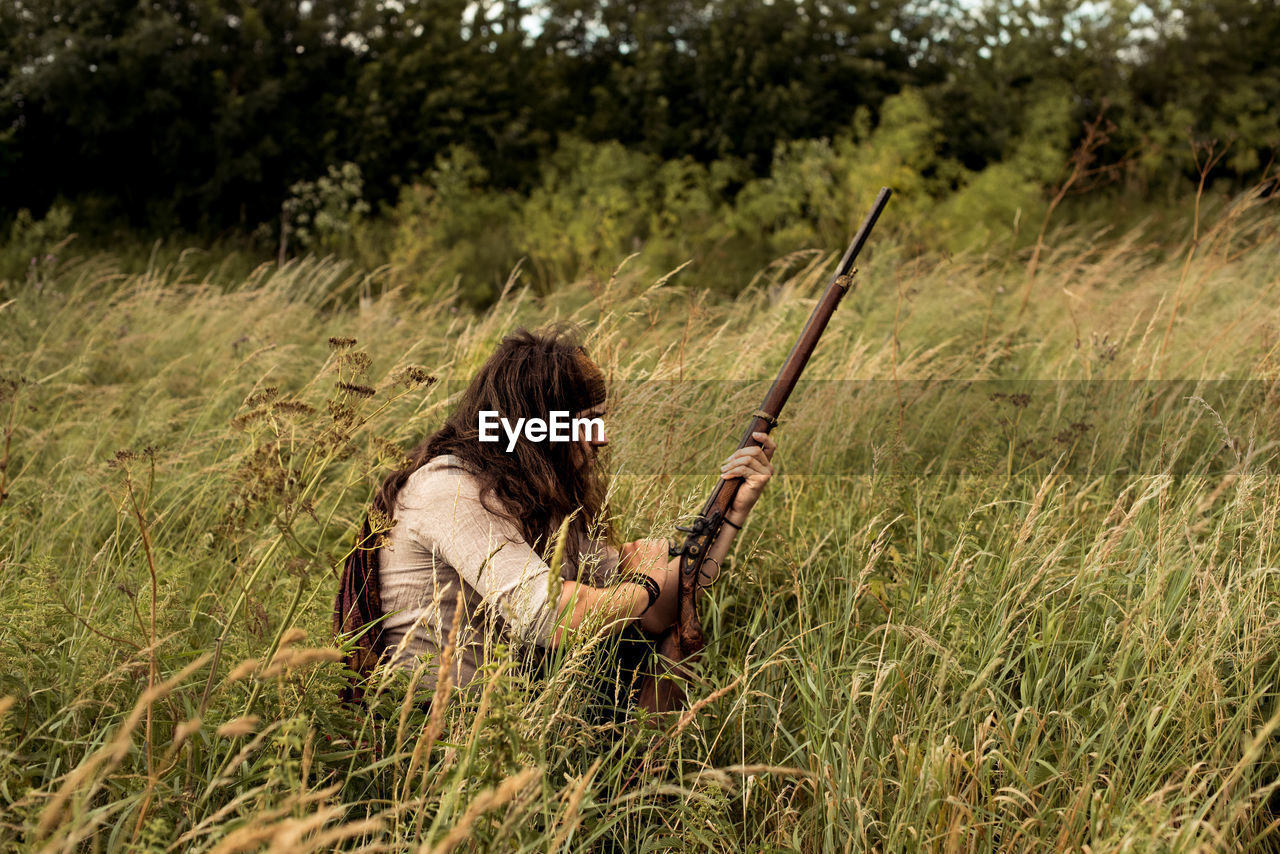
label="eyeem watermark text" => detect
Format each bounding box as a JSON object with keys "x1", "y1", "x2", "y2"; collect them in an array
[{"x1": 478, "y1": 411, "x2": 605, "y2": 452}]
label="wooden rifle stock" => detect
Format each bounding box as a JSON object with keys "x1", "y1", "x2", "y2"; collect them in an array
[{"x1": 637, "y1": 187, "x2": 893, "y2": 715}]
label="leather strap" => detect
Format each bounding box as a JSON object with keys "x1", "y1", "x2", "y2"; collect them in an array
[
  {"x1": 634, "y1": 574, "x2": 661, "y2": 612},
  {"x1": 752, "y1": 409, "x2": 779, "y2": 428}
]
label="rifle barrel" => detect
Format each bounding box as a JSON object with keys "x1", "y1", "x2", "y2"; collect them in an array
[
  {"x1": 697, "y1": 187, "x2": 892, "y2": 519},
  {"x1": 758, "y1": 186, "x2": 892, "y2": 429},
  {"x1": 834, "y1": 186, "x2": 893, "y2": 279},
  {"x1": 642, "y1": 187, "x2": 892, "y2": 716}
]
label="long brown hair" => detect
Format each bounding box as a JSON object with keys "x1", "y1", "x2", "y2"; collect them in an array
[
  {"x1": 377, "y1": 326, "x2": 608, "y2": 549},
  {"x1": 334, "y1": 327, "x2": 609, "y2": 700}
]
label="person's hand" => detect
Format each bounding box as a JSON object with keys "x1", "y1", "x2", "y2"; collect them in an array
[
  {"x1": 721, "y1": 431, "x2": 776, "y2": 521},
  {"x1": 621, "y1": 539, "x2": 678, "y2": 634}
]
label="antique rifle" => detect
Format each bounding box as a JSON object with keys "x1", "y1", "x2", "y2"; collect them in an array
[{"x1": 637, "y1": 187, "x2": 892, "y2": 714}]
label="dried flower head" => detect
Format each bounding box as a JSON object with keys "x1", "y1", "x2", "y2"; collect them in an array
[
  {"x1": 0, "y1": 375, "x2": 28, "y2": 404},
  {"x1": 339, "y1": 351, "x2": 373, "y2": 376},
  {"x1": 327, "y1": 399, "x2": 358, "y2": 429},
  {"x1": 106, "y1": 449, "x2": 136, "y2": 469},
  {"x1": 373, "y1": 436, "x2": 410, "y2": 469},
  {"x1": 274, "y1": 401, "x2": 316, "y2": 418},
  {"x1": 230, "y1": 409, "x2": 266, "y2": 431},
  {"x1": 390, "y1": 365, "x2": 437, "y2": 390},
  {"x1": 244, "y1": 387, "x2": 280, "y2": 408},
  {"x1": 367, "y1": 507, "x2": 395, "y2": 537},
  {"x1": 336, "y1": 381, "x2": 376, "y2": 398}
]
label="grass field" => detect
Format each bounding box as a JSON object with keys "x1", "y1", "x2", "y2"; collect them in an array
[{"x1": 2, "y1": 187, "x2": 1280, "y2": 851}]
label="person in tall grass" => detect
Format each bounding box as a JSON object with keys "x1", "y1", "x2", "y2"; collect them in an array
[{"x1": 334, "y1": 327, "x2": 776, "y2": 706}]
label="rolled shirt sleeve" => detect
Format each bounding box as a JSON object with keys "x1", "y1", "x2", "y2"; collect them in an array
[{"x1": 408, "y1": 473, "x2": 560, "y2": 647}]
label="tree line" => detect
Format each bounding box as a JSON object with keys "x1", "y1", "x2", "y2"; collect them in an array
[{"x1": 1, "y1": 0, "x2": 1276, "y2": 238}]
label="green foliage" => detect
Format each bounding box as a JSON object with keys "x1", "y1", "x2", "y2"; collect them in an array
[
  {"x1": 937, "y1": 85, "x2": 1077, "y2": 251},
  {"x1": 537, "y1": 0, "x2": 925, "y2": 169},
  {"x1": 1128, "y1": 0, "x2": 1280, "y2": 181},
  {"x1": 0, "y1": 203, "x2": 74, "y2": 283},
  {"x1": 389, "y1": 139, "x2": 730, "y2": 300},
  {"x1": 521, "y1": 138, "x2": 662, "y2": 285},
  {"x1": 281, "y1": 163, "x2": 372, "y2": 258},
  {"x1": 1, "y1": 0, "x2": 364, "y2": 228},
  {"x1": 10, "y1": 0, "x2": 1276, "y2": 242},
  {"x1": 730, "y1": 89, "x2": 948, "y2": 256},
  {"x1": 388, "y1": 146, "x2": 521, "y2": 306},
  {"x1": 379, "y1": 87, "x2": 1080, "y2": 299},
  {"x1": 2, "y1": 190, "x2": 1279, "y2": 848}
]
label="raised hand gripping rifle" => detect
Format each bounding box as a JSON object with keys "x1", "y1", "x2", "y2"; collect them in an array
[{"x1": 637, "y1": 187, "x2": 892, "y2": 714}]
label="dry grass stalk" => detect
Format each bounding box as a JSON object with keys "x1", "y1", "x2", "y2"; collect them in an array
[
  {"x1": 261, "y1": 804, "x2": 349, "y2": 853},
  {"x1": 34, "y1": 652, "x2": 210, "y2": 840},
  {"x1": 205, "y1": 722, "x2": 285, "y2": 797},
  {"x1": 403, "y1": 586, "x2": 465, "y2": 798},
  {"x1": 226, "y1": 658, "x2": 260, "y2": 682},
  {"x1": 674, "y1": 671, "x2": 746, "y2": 736},
  {"x1": 1020, "y1": 106, "x2": 1125, "y2": 316},
  {"x1": 159, "y1": 716, "x2": 203, "y2": 768},
  {"x1": 210, "y1": 803, "x2": 346, "y2": 854},
  {"x1": 551, "y1": 757, "x2": 603, "y2": 850},
  {"x1": 720, "y1": 764, "x2": 814, "y2": 777},
  {"x1": 177, "y1": 785, "x2": 341, "y2": 849},
  {"x1": 462, "y1": 660, "x2": 505, "y2": 758},
  {"x1": 216, "y1": 715, "x2": 261, "y2": 738},
  {"x1": 260, "y1": 646, "x2": 342, "y2": 678},
  {"x1": 420, "y1": 767, "x2": 541, "y2": 854},
  {"x1": 394, "y1": 660, "x2": 428, "y2": 758},
  {"x1": 303, "y1": 817, "x2": 387, "y2": 851}
]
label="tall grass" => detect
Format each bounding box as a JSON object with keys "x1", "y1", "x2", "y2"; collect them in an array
[{"x1": 1, "y1": 188, "x2": 1279, "y2": 851}]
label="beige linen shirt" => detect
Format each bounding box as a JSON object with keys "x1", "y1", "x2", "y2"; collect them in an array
[{"x1": 378, "y1": 455, "x2": 620, "y2": 690}]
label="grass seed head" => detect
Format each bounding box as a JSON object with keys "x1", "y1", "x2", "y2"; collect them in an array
[{"x1": 216, "y1": 715, "x2": 260, "y2": 738}]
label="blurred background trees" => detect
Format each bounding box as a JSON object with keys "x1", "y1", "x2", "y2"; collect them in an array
[{"x1": 1, "y1": 0, "x2": 1276, "y2": 300}]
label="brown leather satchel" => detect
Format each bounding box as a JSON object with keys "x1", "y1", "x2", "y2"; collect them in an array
[{"x1": 332, "y1": 517, "x2": 386, "y2": 704}]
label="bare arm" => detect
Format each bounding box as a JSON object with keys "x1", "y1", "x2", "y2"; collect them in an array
[
  {"x1": 526, "y1": 430, "x2": 778, "y2": 647},
  {"x1": 546, "y1": 539, "x2": 682, "y2": 645},
  {"x1": 620, "y1": 540, "x2": 679, "y2": 633},
  {"x1": 549, "y1": 578, "x2": 646, "y2": 647}
]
